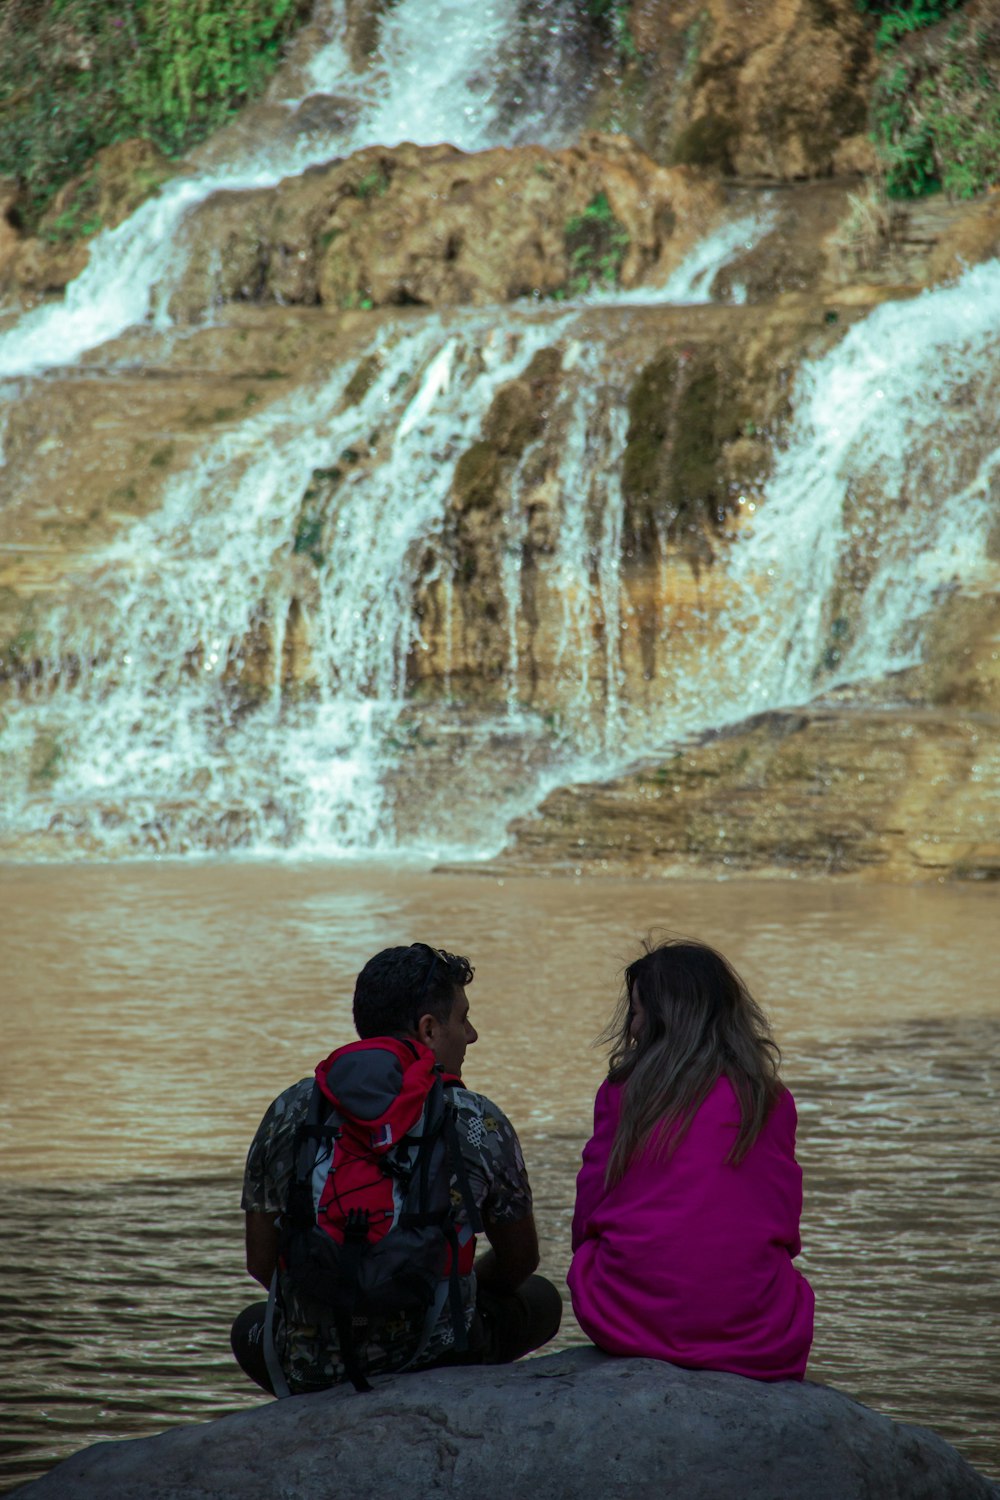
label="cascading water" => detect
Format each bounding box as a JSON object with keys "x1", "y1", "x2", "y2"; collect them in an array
[
  {"x1": 3, "y1": 262, "x2": 998, "y2": 860},
  {"x1": 1, "y1": 312, "x2": 578, "y2": 857},
  {"x1": 0, "y1": 0, "x2": 586, "y2": 381},
  {"x1": 1, "y1": 1, "x2": 998, "y2": 862}
]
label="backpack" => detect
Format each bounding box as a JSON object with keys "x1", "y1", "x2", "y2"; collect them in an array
[{"x1": 264, "y1": 1036, "x2": 482, "y2": 1394}]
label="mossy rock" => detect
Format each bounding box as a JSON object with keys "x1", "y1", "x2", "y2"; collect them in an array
[
  {"x1": 342, "y1": 354, "x2": 381, "y2": 407},
  {"x1": 0, "y1": 592, "x2": 40, "y2": 685},
  {"x1": 451, "y1": 346, "x2": 564, "y2": 515},
  {"x1": 483, "y1": 347, "x2": 563, "y2": 455},
  {"x1": 452, "y1": 440, "x2": 503, "y2": 513},
  {"x1": 559, "y1": 191, "x2": 630, "y2": 296},
  {"x1": 36, "y1": 138, "x2": 178, "y2": 245},
  {"x1": 669, "y1": 112, "x2": 738, "y2": 175},
  {"x1": 621, "y1": 345, "x2": 752, "y2": 556}
]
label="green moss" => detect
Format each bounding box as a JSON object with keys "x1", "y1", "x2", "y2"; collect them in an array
[
  {"x1": 0, "y1": 0, "x2": 312, "y2": 227},
  {"x1": 622, "y1": 347, "x2": 751, "y2": 555},
  {"x1": 669, "y1": 112, "x2": 737, "y2": 174},
  {"x1": 558, "y1": 192, "x2": 630, "y2": 297},
  {"x1": 622, "y1": 351, "x2": 677, "y2": 510},
  {"x1": 292, "y1": 511, "x2": 325, "y2": 566},
  {"x1": 30, "y1": 734, "x2": 63, "y2": 786},
  {"x1": 450, "y1": 347, "x2": 563, "y2": 517},
  {"x1": 452, "y1": 441, "x2": 503, "y2": 513},
  {"x1": 484, "y1": 348, "x2": 562, "y2": 452},
  {"x1": 39, "y1": 173, "x2": 103, "y2": 243},
  {"x1": 356, "y1": 169, "x2": 389, "y2": 199},
  {"x1": 291, "y1": 462, "x2": 356, "y2": 567},
  {"x1": 2, "y1": 624, "x2": 37, "y2": 678},
  {"x1": 582, "y1": 0, "x2": 639, "y2": 61}
]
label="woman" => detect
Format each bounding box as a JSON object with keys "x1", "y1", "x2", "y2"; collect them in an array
[{"x1": 569, "y1": 938, "x2": 814, "y2": 1380}]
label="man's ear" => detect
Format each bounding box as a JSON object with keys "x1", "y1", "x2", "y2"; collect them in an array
[{"x1": 415, "y1": 1012, "x2": 437, "y2": 1048}]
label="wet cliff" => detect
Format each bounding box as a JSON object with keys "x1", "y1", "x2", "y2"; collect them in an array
[{"x1": 0, "y1": 0, "x2": 998, "y2": 875}]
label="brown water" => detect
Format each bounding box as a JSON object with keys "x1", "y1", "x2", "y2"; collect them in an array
[{"x1": 1, "y1": 861, "x2": 998, "y2": 1491}]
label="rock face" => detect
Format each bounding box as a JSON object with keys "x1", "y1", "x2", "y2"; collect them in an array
[
  {"x1": 2, "y1": 6, "x2": 1000, "y2": 870},
  {"x1": 167, "y1": 135, "x2": 724, "y2": 320},
  {"x1": 605, "y1": 0, "x2": 876, "y2": 180},
  {"x1": 0, "y1": 140, "x2": 182, "y2": 301},
  {"x1": 496, "y1": 702, "x2": 1000, "y2": 883},
  {"x1": 11, "y1": 1348, "x2": 999, "y2": 1500}
]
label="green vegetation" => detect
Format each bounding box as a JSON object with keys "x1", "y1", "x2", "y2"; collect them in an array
[
  {"x1": 292, "y1": 462, "x2": 357, "y2": 567},
  {"x1": 352, "y1": 168, "x2": 390, "y2": 200},
  {"x1": 860, "y1": 0, "x2": 1000, "y2": 198},
  {"x1": 0, "y1": 0, "x2": 312, "y2": 228},
  {"x1": 580, "y1": 0, "x2": 639, "y2": 61},
  {"x1": 292, "y1": 509, "x2": 326, "y2": 567},
  {"x1": 40, "y1": 174, "x2": 104, "y2": 243},
  {"x1": 857, "y1": 0, "x2": 963, "y2": 51},
  {"x1": 873, "y1": 20, "x2": 1000, "y2": 196},
  {"x1": 556, "y1": 192, "x2": 630, "y2": 298}
]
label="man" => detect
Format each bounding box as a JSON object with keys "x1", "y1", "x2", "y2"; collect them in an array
[{"x1": 231, "y1": 942, "x2": 562, "y2": 1394}]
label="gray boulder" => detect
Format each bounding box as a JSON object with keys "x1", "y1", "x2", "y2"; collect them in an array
[{"x1": 12, "y1": 1346, "x2": 999, "y2": 1500}]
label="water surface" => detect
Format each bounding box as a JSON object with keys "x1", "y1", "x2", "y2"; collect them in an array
[{"x1": 1, "y1": 862, "x2": 997, "y2": 1489}]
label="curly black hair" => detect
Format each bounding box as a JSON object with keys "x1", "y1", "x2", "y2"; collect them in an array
[{"x1": 353, "y1": 943, "x2": 474, "y2": 1038}]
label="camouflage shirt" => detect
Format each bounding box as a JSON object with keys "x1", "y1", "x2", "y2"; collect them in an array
[{"x1": 241, "y1": 1073, "x2": 532, "y2": 1391}]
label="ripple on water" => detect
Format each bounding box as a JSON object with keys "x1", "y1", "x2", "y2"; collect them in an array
[{"x1": 1, "y1": 1013, "x2": 998, "y2": 1491}]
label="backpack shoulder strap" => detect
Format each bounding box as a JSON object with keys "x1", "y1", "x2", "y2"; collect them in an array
[
  {"x1": 442, "y1": 1086, "x2": 483, "y2": 1236},
  {"x1": 285, "y1": 1081, "x2": 340, "y2": 1230}
]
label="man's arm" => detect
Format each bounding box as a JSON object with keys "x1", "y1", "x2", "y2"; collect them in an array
[
  {"x1": 245, "y1": 1210, "x2": 280, "y2": 1288},
  {"x1": 475, "y1": 1210, "x2": 540, "y2": 1295}
]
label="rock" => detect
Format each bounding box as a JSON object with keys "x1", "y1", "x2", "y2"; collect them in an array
[
  {"x1": 0, "y1": 175, "x2": 20, "y2": 281},
  {"x1": 10, "y1": 1347, "x2": 998, "y2": 1500},
  {"x1": 495, "y1": 698, "x2": 1000, "y2": 884},
  {"x1": 167, "y1": 136, "x2": 725, "y2": 320},
  {"x1": 411, "y1": 300, "x2": 860, "y2": 708},
  {"x1": 0, "y1": 305, "x2": 376, "y2": 682},
  {"x1": 0, "y1": 139, "x2": 182, "y2": 300},
  {"x1": 611, "y1": 0, "x2": 876, "y2": 181}
]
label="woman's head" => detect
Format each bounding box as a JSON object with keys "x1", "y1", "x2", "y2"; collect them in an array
[
  {"x1": 604, "y1": 936, "x2": 782, "y2": 1182},
  {"x1": 621, "y1": 939, "x2": 760, "y2": 1052}
]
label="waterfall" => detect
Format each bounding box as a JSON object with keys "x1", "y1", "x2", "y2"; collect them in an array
[
  {"x1": 719, "y1": 262, "x2": 1000, "y2": 711},
  {"x1": 1, "y1": 312, "x2": 577, "y2": 857},
  {"x1": 3, "y1": 262, "x2": 998, "y2": 860},
  {"x1": 2, "y1": 2, "x2": 998, "y2": 861},
  {"x1": 589, "y1": 204, "x2": 777, "y2": 307},
  {"x1": 0, "y1": 0, "x2": 585, "y2": 381}
]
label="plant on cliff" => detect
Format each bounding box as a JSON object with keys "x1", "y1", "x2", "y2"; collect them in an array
[
  {"x1": 857, "y1": 0, "x2": 965, "y2": 49},
  {"x1": 0, "y1": 0, "x2": 312, "y2": 230},
  {"x1": 860, "y1": 0, "x2": 1000, "y2": 197},
  {"x1": 556, "y1": 192, "x2": 630, "y2": 298},
  {"x1": 578, "y1": 0, "x2": 639, "y2": 61}
]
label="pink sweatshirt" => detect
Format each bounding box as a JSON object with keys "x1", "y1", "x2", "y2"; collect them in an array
[{"x1": 569, "y1": 1076, "x2": 814, "y2": 1380}]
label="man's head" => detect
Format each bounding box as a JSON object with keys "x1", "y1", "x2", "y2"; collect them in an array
[{"x1": 353, "y1": 943, "x2": 478, "y2": 1076}]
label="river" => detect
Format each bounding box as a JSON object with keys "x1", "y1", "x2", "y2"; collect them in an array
[{"x1": 0, "y1": 860, "x2": 997, "y2": 1490}]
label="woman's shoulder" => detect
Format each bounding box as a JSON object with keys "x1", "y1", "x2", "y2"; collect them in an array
[
  {"x1": 699, "y1": 1075, "x2": 797, "y2": 1132},
  {"x1": 594, "y1": 1076, "x2": 624, "y2": 1118}
]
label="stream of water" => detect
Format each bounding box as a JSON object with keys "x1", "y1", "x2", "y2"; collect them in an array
[{"x1": 3, "y1": 263, "x2": 999, "y2": 860}]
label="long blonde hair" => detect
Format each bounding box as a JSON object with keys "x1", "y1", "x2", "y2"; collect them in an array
[{"x1": 602, "y1": 937, "x2": 782, "y2": 1185}]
